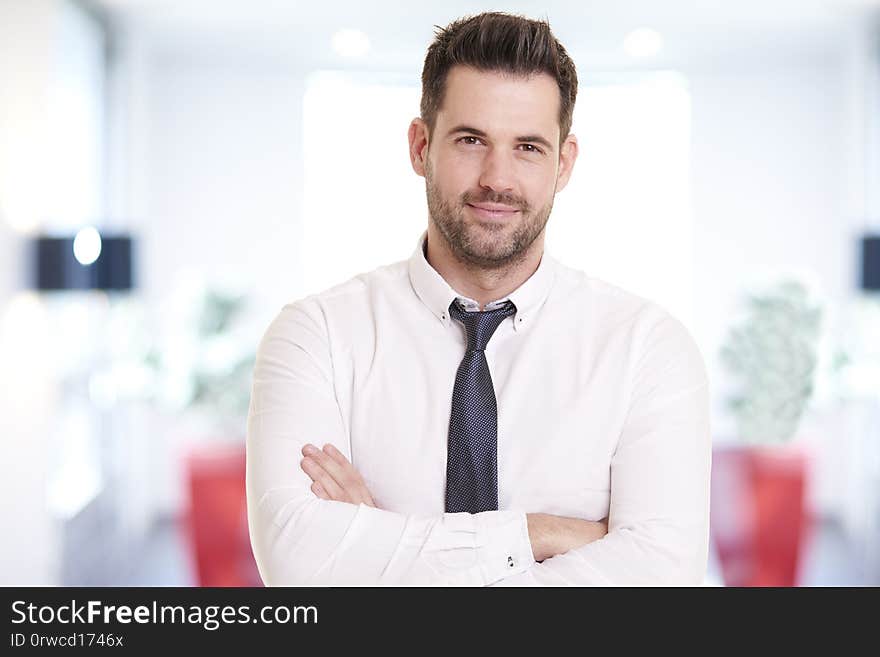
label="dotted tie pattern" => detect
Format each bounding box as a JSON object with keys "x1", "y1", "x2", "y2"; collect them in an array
[{"x1": 445, "y1": 299, "x2": 517, "y2": 514}]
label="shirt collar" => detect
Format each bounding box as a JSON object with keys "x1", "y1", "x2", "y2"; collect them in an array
[{"x1": 407, "y1": 229, "x2": 557, "y2": 332}]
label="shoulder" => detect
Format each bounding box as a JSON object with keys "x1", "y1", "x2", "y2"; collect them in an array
[
  {"x1": 551, "y1": 258, "x2": 666, "y2": 331},
  {"x1": 551, "y1": 258, "x2": 706, "y2": 382},
  {"x1": 263, "y1": 259, "x2": 409, "y2": 340},
  {"x1": 555, "y1": 262, "x2": 653, "y2": 313}
]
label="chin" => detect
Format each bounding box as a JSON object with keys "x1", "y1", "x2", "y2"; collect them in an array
[{"x1": 462, "y1": 240, "x2": 519, "y2": 265}]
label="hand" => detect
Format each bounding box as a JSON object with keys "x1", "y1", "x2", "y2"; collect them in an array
[
  {"x1": 526, "y1": 513, "x2": 609, "y2": 562},
  {"x1": 300, "y1": 443, "x2": 378, "y2": 508}
]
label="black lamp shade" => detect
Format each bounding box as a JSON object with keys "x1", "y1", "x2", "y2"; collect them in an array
[
  {"x1": 862, "y1": 235, "x2": 880, "y2": 292},
  {"x1": 32, "y1": 235, "x2": 134, "y2": 291}
]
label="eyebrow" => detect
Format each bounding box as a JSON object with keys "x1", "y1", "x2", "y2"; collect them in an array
[{"x1": 446, "y1": 125, "x2": 555, "y2": 152}]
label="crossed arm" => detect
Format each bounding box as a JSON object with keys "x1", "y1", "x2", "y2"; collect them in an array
[
  {"x1": 247, "y1": 300, "x2": 711, "y2": 586},
  {"x1": 299, "y1": 442, "x2": 609, "y2": 563}
]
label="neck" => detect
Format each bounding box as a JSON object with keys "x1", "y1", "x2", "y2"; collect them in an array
[{"x1": 425, "y1": 223, "x2": 543, "y2": 311}]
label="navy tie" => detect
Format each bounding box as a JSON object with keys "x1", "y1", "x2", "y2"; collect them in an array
[{"x1": 445, "y1": 299, "x2": 517, "y2": 514}]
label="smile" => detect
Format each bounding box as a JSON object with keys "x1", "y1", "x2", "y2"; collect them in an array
[{"x1": 466, "y1": 203, "x2": 521, "y2": 220}]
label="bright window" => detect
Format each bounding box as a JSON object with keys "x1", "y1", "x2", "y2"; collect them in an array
[{"x1": 550, "y1": 72, "x2": 693, "y2": 326}]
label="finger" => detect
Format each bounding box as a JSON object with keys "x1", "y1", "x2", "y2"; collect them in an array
[
  {"x1": 311, "y1": 480, "x2": 330, "y2": 501},
  {"x1": 300, "y1": 457, "x2": 348, "y2": 502},
  {"x1": 321, "y1": 444, "x2": 369, "y2": 493},
  {"x1": 321, "y1": 444, "x2": 366, "y2": 493},
  {"x1": 302, "y1": 443, "x2": 374, "y2": 506},
  {"x1": 322, "y1": 443, "x2": 351, "y2": 467},
  {"x1": 321, "y1": 444, "x2": 376, "y2": 506},
  {"x1": 302, "y1": 444, "x2": 351, "y2": 490},
  {"x1": 303, "y1": 455, "x2": 370, "y2": 506}
]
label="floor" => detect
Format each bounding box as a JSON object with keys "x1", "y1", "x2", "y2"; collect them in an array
[
  {"x1": 123, "y1": 513, "x2": 878, "y2": 587},
  {"x1": 795, "y1": 516, "x2": 877, "y2": 586},
  {"x1": 119, "y1": 515, "x2": 196, "y2": 587}
]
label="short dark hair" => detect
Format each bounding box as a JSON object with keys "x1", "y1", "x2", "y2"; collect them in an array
[{"x1": 420, "y1": 12, "x2": 578, "y2": 146}]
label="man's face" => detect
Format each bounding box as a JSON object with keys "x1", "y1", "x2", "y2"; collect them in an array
[{"x1": 414, "y1": 65, "x2": 577, "y2": 269}]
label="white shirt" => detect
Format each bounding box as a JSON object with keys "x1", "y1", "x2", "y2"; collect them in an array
[{"x1": 246, "y1": 230, "x2": 711, "y2": 586}]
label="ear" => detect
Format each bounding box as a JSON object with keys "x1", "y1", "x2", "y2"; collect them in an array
[
  {"x1": 408, "y1": 117, "x2": 430, "y2": 177},
  {"x1": 554, "y1": 133, "x2": 579, "y2": 193}
]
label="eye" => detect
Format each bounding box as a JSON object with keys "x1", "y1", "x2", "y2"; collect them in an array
[
  {"x1": 457, "y1": 135, "x2": 484, "y2": 146},
  {"x1": 518, "y1": 143, "x2": 544, "y2": 154}
]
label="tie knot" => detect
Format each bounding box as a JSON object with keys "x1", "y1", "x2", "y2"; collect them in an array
[{"x1": 449, "y1": 300, "x2": 516, "y2": 352}]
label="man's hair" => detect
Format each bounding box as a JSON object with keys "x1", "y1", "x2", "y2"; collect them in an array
[{"x1": 420, "y1": 12, "x2": 578, "y2": 146}]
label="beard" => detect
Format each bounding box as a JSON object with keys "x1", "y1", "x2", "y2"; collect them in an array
[{"x1": 425, "y1": 160, "x2": 554, "y2": 270}]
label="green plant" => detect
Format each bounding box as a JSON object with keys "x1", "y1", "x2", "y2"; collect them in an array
[
  {"x1": 720, "y1": 279, "x2": 822, "y2": 444},
  {"x1": 188, "y1": 289, "x2": 255, "y2": 422},
  {"x1": 143, "y1": 286, "x2": 256, "y2": 436}
]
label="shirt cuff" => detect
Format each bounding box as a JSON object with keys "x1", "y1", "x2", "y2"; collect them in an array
[{"x1": 474, "y1": 510, "x2": 535, "y2": 585}]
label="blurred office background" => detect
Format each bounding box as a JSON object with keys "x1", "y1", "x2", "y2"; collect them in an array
[{"x1": 1, "y1": 0, "x2": 879, "y2": 586}]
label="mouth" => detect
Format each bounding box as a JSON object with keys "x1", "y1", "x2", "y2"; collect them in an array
[{"x1": 465, "y1": 203, "x2": 521, "y2": 221}]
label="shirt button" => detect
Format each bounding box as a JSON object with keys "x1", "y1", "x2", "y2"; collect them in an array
[{"x1": 507, "y1": 556, "x2": 515, "y2": 568}]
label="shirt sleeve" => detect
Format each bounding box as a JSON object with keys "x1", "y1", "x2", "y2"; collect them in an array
[
  {"x1": 246, "y1": 300, "x2": 536, "y2": 586},
  {"x1": 490, "y1": 310, "x2": 712, "y2": 586}
]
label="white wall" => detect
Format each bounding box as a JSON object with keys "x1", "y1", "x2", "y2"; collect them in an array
[
  {"x1": 135, "y1": 57, "x2": 307, "y2": 515},
  {"x1": 145, "y1": 58, "x2": 306, "y2": 314}
]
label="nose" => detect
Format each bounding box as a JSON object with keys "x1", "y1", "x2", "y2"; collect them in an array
[{"x1": 478, "y1": 147, "x2": 516, "y2": 194}]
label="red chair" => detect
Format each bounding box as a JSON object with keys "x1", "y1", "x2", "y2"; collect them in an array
[{"x1": 184, "y1": 442, "x2": 262, "y2": 586}]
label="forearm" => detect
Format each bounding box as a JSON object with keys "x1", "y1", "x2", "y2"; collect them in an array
[
  {"x1": 494, "y1": 516, "x2": 709, "y2": 586},
  {"x1": 248, "y1": 488, "x2": 535, "y2": 585},
  {"x1": 287, "y1": 447, "x2": 613, "y2": 583},
  {"x1": 526, "y1": 513, "x2": 608, "y2": 562}
]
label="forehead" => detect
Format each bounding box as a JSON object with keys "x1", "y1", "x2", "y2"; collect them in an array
[{"x1": 437, "y1": 65, "x2": 560, "y2": 138}]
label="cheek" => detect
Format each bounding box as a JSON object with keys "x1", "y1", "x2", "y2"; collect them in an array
[
  {"x1": 433, "y1": 156, "x2": 477, "y2": 194},
  {"x1": 522, "y1": 175, "x2": 556, "y2": 208}
]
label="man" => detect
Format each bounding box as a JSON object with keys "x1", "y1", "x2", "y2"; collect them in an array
[{"x1": 246, "y1": 12, "x2": 711, "y2": 585}]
